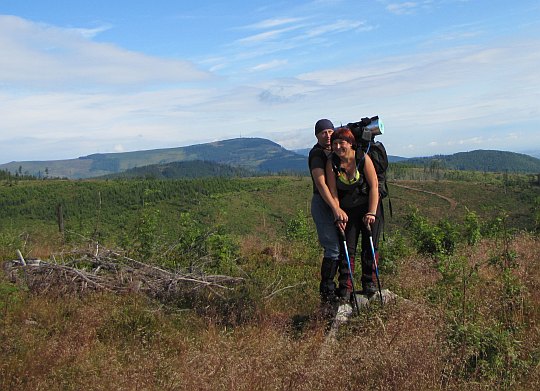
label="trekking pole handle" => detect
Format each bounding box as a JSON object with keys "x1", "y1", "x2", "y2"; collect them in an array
[
  {"x1": 363, "y1": 213, "x2": 376, "y2": 228},
  {"x1": 338, "y1": 227, "x2": 346, "y2": 241},
  {"x1": 365, "y1": 221, "x2": 373, "y2": 233}
]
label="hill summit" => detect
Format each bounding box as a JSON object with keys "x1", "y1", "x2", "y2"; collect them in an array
[{"x1": 0, "y1": 138, "x2": 307, "y2": 179}]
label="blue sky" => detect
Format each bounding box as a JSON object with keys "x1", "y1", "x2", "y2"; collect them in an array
[{"x1": 1, "y1": 0, "x2": 539, "y2": 164}]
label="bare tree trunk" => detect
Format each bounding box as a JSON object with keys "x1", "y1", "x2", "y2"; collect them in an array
[{"x1": 56, "y1": 203, "x2": 64, "y2": 234}]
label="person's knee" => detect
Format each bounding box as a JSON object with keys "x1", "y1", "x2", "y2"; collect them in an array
[
  {"x1": 320, "y1": 232, "x2": 340, "y2": 259},
  {"x1": 323, "y1": 246, "x2": 340, "y2": 259}
]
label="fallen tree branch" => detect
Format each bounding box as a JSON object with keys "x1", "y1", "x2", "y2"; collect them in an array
[
  {"x1": 4, "y1": 244, "x2": 244, "y2": 301},
  {"x1": 263, "y1": 281, "x2": 307, "y2": 300}
]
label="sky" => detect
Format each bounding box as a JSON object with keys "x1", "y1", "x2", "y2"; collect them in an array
[{"x1": 1, "y1": 0, "x2": 539, "y2": 164}]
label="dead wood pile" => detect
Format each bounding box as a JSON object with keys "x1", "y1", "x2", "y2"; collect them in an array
[{"x1": 3, "y1": 247, "x2": 244, "y2": 302}]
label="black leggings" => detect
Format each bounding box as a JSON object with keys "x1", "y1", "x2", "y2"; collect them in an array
[{"x1": 343, "y1": 200, "x2": 384, "y2": 281}]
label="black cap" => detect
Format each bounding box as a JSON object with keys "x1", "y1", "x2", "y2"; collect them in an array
[{"x1": 314, "y1": 119, "x2": 334, "y2": 135}]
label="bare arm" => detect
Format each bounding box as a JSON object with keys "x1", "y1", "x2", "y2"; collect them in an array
[
  {"x1": 312, "y1": 167, "x2": 338, "y2": 212},
  {"x1": 362, "y1": 154, "x2": 379, "y2": 227},
  {"x1": 324, "y1": 160, "x2": 348, "y2": 230}
]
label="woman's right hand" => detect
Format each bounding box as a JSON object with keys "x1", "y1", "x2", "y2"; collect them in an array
[{"x1": 334, "y1": 208, "x2": 348, "y2": 232}]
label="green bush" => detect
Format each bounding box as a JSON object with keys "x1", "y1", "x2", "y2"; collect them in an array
[
  {"x1": 378, "y1": 230, "x2": 413, "y2": 275},
  {"x1": 0, "y1": 229, "x2": 24, "y2": 260},
  {"x1": 0, "y1": 278, "x2": 24, "y2": 322},
  {"x1": 132, "y1": 207, "x2": 161, "y2": 261},
  {"x1": 464, "y1": 208, "x2": 482, "y2": 245},
  {"x1": 206, "y1": 232, "x2": 240, "y2": 274},
  {"x1": 285, "y1": 209, "x2": 312, "y2": 244},
  {"x1": 405, "y1": 208, "x2": 459, "y2": 256},
  {"x1": 449, "y1": 321, "x2": 523, "y2": 384}
]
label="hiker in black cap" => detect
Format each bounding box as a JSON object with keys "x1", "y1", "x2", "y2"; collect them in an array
[{"x1": 309, "y1": 119, "x2": 348, "y2": 305}]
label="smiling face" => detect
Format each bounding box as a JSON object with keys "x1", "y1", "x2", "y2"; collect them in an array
[
  {"x1": 331, "y1": 127, "x2": 356, "y2": 160},
  {"x1": 332, "y1": 138, "x2": 353, "y2": 158}
]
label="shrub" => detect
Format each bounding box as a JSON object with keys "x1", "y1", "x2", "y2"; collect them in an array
[
  {"x1": 285, "y1": 209, "x2": 312, "y2": 244},
  {"x1": 464, "y1": 208, "x2": 482, "y2": 245},
  {"x1": 405, "y1": 208, "x2": 459, "y2": 256},
  {"x1": 378, "y1": 229, "x2": 413, "y2": 275}
]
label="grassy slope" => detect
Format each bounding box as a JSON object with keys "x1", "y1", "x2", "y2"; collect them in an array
[
  {"x1": 190, "y1": 177, "x2": 539, "y2": 234},
  {"x1": 2, "y1": 233, "x2": 539, "y2": 390},
  {"x1": 1, "y1": 176, "x2": 539, "y2": 390},
  {"x1": 0, "y1": 176, "x2": 538, "y2": 258}
]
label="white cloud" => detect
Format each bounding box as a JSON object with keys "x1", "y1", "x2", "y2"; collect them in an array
[
  {"x1": 0, "y1": 15, "x2": 211, "y2": 88},
  {"x1": 0, "y1": 6, "x2": 539, "y2": 163},
  {"x1": 68, "y1": 24, "x2": 113, "y2": 39},
  {"x1": 249, "y1": 59, "x2": 288, "y2": 72},
  {"x1": 235, "y1": 25, "x2": 302, "y2": 45},
  {"x1": 227, "y1": 15, "x2": 373, "y2": 69},
  {"x1": 386, "y1": 2, "x2": 420, "y2": 15},
  {"x1": 243, "y1": 17, "x2": 306, "y2": 29},
  {"x1": 304, "y1": 19, "x2": 370, "y2": 37}
]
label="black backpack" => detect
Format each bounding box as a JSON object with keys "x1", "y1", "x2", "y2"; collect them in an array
[
  {"x1": 350, "y1": 141, "x2": 392, "y2": 224},
  {"x1": 345, "y1": 117, "x2": 391, "y2": 213},
  {"x1": 360, "y1": 141, "x2": 389, "y2": 200},
  {"x1": 341, "y1": 117, "x2": 392, "y2": 244}
]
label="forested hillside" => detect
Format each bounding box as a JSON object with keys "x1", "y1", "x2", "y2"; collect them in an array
[
  {"x1": 102, "y1": 160, "x2": 259, "y2": 179},
  {"x1": 400, "y1": 149, "x2": 540, "y2": 173}
]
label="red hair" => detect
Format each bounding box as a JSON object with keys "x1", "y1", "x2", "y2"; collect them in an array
[{"x1": 331, "y1": 127, "x2": 357, "y2": 149}]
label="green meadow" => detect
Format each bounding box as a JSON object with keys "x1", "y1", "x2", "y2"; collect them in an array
[{"x1": 1, "y1": 172, "x2": 539, "y2": 390}]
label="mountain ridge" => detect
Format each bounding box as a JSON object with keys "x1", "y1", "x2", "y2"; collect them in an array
[
  {"x1": 0, "y1": 138, "x2": 305, "y2": 179},
  {"x1": 1, "y1": 138, "x2": 539, "y2": 179},
  {"x1": 398, "y1": 149, "x2": 540, "y2": 173}
]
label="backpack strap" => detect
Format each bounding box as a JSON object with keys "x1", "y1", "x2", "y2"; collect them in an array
[
  {"x1": 330, "y1": 152, "x2": 341, "y2": 175},
  {"x1": 385, "y1": 181, "x2": 392, "y2": 218},
  {"x1": 355, "y1": 148, "x2": 366, "y2": 172}
]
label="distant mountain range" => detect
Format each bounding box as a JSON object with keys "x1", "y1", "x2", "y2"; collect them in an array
[
  {"x1": 1, "y1": 138, "x2": 539, "y2": 179},
  {"x1": 522, "y1": 150, "x2": 540, "y2": 159},
  {"x1": 0, "y1": 138, "x2": 305, "y2": 179},
  {"x1": 397, "y1": 150, "x2": 540, "y2": 173}
]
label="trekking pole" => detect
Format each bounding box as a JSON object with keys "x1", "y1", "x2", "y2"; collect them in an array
[
  {"x1": 366, "y1": 225, "x2": 383, "y2": 306},
  {"x1": 338, "y1": 228, "x2": 361, "y2": 315}
]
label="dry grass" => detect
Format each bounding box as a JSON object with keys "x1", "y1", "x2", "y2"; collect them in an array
[
  {"x1": 0, "y1": 293, "x2": 445, "y2": 391},
  {"x1": 1, "y1": 232, "x2": 540, "y2": 390}
]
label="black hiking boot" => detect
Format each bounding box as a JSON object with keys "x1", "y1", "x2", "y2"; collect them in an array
[
  {"x1": 338, "y1": 291, "x2": 351, "y2": 304},
  {"x1": 319, "y1": 294, "x2": 339, "y2": 319},
  {"x1": 362, "y1": 281, "x2": 377, "y2": 296}
]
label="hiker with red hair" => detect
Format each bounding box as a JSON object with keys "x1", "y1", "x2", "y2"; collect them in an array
[{"x1": 325, "y1": 127, "x2": 379, "y2": 301}]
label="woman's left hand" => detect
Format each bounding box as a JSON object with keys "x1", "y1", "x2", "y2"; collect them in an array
[{"x1": 363, "y1": 213, "x2": 376, "y2": 228}]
